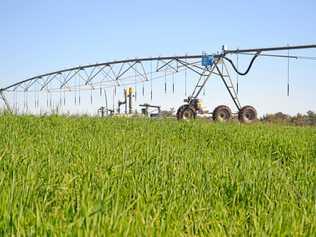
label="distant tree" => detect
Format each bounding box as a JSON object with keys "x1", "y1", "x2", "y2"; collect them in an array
[
  {"x1": 262, "y1": 111, "x2": 316, "y2": 126},
  {"x1": 306, "y1": 110, "x2": 316, "y2": 125},
  {"x1": 261, "y1": 112, "x2": 290, "y2": 124}
]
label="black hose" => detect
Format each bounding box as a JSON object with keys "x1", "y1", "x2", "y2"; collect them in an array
[{"x1": 223, "y1": 51, "x2": 261, "y2": 76}]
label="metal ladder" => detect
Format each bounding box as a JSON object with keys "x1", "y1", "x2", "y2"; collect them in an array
[
  {"x1": 214, "y1": 59, "x2": 241, "y2": 110},
  {"x1": 189, "y1": 60, "x2": 218, "y2": 101}
]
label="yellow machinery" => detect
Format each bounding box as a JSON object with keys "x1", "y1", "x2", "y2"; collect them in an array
[{"x1": 118, "y1": 87, "x2": 135, "y2": 114}]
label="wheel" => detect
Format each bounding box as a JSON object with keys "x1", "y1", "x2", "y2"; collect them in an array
[
  {"x1": 176, "y1": 105, "x2": 186, "y2": 120},
  {"x1": 238, "y1": 105, "x2": 257, "y2": 123},
  {"x1": 176, "y1": 105, "x2": 196, "y2": 120},
  {"x1": 212, "y1": 105, "x2": 232, "y2": 122}
]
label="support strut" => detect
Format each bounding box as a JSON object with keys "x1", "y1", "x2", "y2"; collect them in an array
[
  {"x1": 214, "y1": 61, "x2": 241, "y2": 110},
  {"x1": 0, "y1": 91, "x2": 12, "y2": 113}
]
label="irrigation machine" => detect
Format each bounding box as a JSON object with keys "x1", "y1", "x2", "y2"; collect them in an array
[{"x1": 0, "y1": 44, "x2": 316, "y2": 122}]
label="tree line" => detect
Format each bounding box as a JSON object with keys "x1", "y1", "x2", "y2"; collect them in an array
[{"x1": 261, "y1": 111, "x2": 316, "y2": 126}]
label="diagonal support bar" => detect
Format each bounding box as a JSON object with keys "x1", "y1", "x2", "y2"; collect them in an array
[
  {"x1": 0, "y1": 91, "x2": 12, "y2": 113},
  {"x1": 214, "y1": 60, "x2": 241, "y2": 110}
]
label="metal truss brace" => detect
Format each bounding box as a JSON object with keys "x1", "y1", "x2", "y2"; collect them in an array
[
  {"x1": 101, "y1": 68, "x2": 120, "y2": 86},
  {"x1": 116, "y1": 61, "x2": 138, "y2": 81},
  {"x1": 0, "y1": 91, "x2": 12, "y2": 113},
  {"x1": 175, "y1": 59, "x2": 204, "y2": 76},
  {"x1": 85, "y1": 65, "x2": 107, "y2": 85},
  {"x1": 214, "y1": 61, "x2": 241, "y2": 110},
  {"x1": 59, "y1": 69, "x2": 81, "y2": 89},
  {"x1": 127, "y1": 62, "x2": 148, "y2": 82},
  {"x1": 156, "y1": 59, "x2": 177, "y2": 72},
  {"x1": 41, "y1": 74, "x2": 59, "y2": 91}
]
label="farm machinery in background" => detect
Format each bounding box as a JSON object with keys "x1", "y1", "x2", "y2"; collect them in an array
[
  {"x1": 117, "y1": 87, "x2": 134, "y2": 114},
  {"x1": 139, "y1": 103, "x2": 161, "y2": 118},
  {"x1": 1, "y1": 44, "x2": 316, "y2": 122},
  {"x1": 98, "y1": 87, "x2": 162, "y2": 118}
]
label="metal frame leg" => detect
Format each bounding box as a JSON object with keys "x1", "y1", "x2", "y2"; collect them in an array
[{"x1": 0, "y1": 91, "x2": 12, "y2": 113}]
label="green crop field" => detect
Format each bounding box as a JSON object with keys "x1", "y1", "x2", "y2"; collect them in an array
[{"x1": 0, "y1": 115, "x2": 315, "y2": 236}]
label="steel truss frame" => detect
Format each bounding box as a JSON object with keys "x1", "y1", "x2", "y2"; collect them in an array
[
  {"x1": 0, "y1": 55, "x2": 212, "y2": 112},
  {"x1": 0, "y1": 56, "x2": 207, "y2": 93}
]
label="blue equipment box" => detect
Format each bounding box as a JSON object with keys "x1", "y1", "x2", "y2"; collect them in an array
[{"x1": 202, "y1": 54, "x2": 214, "y2": 67}]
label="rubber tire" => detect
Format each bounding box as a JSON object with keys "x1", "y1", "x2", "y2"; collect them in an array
[
  {"x1": 176, "y1": 105, "x2": 186, "y2": 120},
  {"x1": 212, "y1": 105, "x2": 232, "y2": 122},
  {"x1": 238, "y1": 105, "x2": 257, "y2": 123},
  {"x1": 176, "y1": 105, "x2": 196, "y2": 120}
]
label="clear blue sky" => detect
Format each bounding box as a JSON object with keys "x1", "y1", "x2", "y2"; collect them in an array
[{"x1": 1, "y1": 0, "x2": 316, "y2": 115}]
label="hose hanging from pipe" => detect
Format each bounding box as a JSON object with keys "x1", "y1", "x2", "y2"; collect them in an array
[{"x1": 223, "y1": 51, "x2": 261, "y2": 76}]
